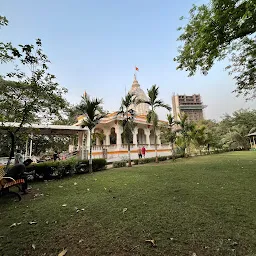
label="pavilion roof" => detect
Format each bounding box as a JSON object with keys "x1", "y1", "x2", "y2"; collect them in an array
[
  {"x1": 246, "y1": 132, "x2": 256, "y2": 137},
  {"x1": 0, "y1": 122, "x2": 87, "y2": 135}
]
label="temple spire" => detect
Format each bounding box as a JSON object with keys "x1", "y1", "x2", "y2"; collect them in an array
[{"x1": 132, "y1": 74, "x2": 139, "y2": 89}]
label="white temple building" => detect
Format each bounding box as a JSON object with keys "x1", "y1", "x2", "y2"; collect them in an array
[{"x1": 72, "y1": 75, "x2": 171, "y2": 161}]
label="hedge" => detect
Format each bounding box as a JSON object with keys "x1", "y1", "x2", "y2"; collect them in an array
[
  {"x1": 26, "y1": 158, "x2": 107, "y2": 180},
  {"x1": 133, "y1": 154, "x2": 184, "y2": 165},
  {"x1": 77, "y1": 159, "x2": 107, "y2": 173},
  {"x1": 113, "y1": 161, "x2": 126, "y2": 168}
]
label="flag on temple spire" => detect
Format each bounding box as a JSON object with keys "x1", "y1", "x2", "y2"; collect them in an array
[{"x1": 135, "y1": 66, "x2": 139, "y2": 71}]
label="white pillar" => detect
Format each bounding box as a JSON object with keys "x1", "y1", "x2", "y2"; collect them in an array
[
  {"x1": 81, "y1": 131, "x2": 85, "y2": 160},
  {"x1": 116, "y1": 124, "x2": 122, "y2": 147},
  {"x1": 29, "y1": 134, "x2": 33, "y2": 158},
  {"x1": 104, "y1": 129, "x2": 111, "y2": 146},
  {"x1": 25, "y1": 139, "x2": 28, "y2": 159},
  {"x1": 133, "y1": 127, "x2": 138, "y2": 146},
  {"x1": 78, "y1": 132, "x2": 83, "y2": 150},
  {"x1": 145, "y1": 129, "x2": 150, "y2": 146}
]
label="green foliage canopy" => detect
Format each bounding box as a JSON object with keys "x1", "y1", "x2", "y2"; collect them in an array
[{"x1": 175, "y1": 0, "x2": 256, "y2": 98}]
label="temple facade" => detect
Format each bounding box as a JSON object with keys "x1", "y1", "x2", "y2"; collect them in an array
[{"x1": 71, "y1": 76, "x2": 171, "y2": 161}]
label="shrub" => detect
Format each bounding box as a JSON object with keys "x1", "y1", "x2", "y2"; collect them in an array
[
  {"x1": 75, "y1": 160, "x2": 89, "y2": 174},
  {"x1": 77, "y1": 158, "x2": 107, "y2": 173},
  {"x1": 26, "y1": 161, "x2": 56, "y2": 180},
  {"x1": 137, "y1": 157, "x2": 155, "y2": 164},
  {"x1": 92, "y1": 159, "x2": 107, "y2": 172},
  {"x1": 113, "y1": 161, "x2": 126, "y2": 168},
  {"x1": 133, "y1": 159, "x2": 138, "y2": 165},
  {"x1": 26, "y1": 158, "x2": 107, "y2": 180},
  {"x1": 158, "y1": 156, "x2": 168, "y2": 161}
]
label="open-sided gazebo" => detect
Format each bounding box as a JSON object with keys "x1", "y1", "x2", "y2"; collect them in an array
[{"x1": 0, "y1": 122, "x2": 88, "y2": 160}]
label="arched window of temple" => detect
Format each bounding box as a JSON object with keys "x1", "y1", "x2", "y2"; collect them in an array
[{"x1": 110, "y1": 127, "x2": 117, "y2": 145}]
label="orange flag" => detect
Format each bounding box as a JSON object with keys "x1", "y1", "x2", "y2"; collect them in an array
[{"x1": 135, "y1": 66, "x2": 139, "y2": 71}]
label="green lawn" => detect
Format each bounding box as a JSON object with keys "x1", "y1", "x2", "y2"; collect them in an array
[{"x1": 1, "y1": 152, "x2": 256, "y2": 256}]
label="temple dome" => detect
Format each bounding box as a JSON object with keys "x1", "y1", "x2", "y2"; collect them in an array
[{"x1": 129, "y1": 75, "x2": 149, "y2": 115}]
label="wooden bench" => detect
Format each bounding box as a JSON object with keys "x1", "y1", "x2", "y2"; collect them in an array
[{"x1": 0, "y1": 166, "x2": 24, "y2": 202}]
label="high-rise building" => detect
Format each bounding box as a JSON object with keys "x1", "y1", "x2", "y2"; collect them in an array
[{"x1": 172, "y1": 94, "x2": 206, "y2": 122}]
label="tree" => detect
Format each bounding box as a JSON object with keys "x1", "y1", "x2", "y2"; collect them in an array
[
  {"x1": 117, "y1": 93, "x2": 136, "y2": 167},
  {"x1": 0, "y1": 38, "x2": 67, "y2": 167},
  {"x1": 31, "y1": 135, "x2": 72, "y2": 156},
  {"x1": 53, "y1": 104, "x2": 79, "y2": 126},
  {"x1": 175, "y1": 113, "x2": 195, "y2": 155},
  {"x1": 160, "y1": 113, "x2": 177, "y2": 160},
  {"x1": 174, "y1": 0, "x2": 256, "y2": 98},
  {"x1": 77, "y1": 95, "x2": 106, "y2": 173},
  {"x1": 138, "y1": 85, "x2": 171, "y2": 162},
  {"x1": 0, "y1": 16, "x2": 13, "y2": 63},
  {"x1": 191, "y1": 125, "x2": 207, "y2": 154}
]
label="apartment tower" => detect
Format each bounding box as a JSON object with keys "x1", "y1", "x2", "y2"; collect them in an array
[{"x1": 172, "y1": 94, "x2": 206, "y2": 122}]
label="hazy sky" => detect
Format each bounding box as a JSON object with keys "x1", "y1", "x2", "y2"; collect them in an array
[{"x1": 1, "y1": 0, "x2": 256, "y2": 121}]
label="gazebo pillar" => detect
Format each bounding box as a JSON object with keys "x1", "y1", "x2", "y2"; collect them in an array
[
  {"x1": 29, "y1": 133, "x2": 33, "y2": 158},
  {"x1": 81, "y1": 131, "x2": 85, "y2": 160},
  {"x1": 25, "y1": 139, "x2": 28, "y2": 160}
]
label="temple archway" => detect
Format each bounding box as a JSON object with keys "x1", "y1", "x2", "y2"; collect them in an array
[
  {"x1": 94, "y1": 128, "x2": 105, "y2": 146},
  {"x1": 110, "y1": 127, "x2": 117, "y2": 145},
  {"x1": 137, "y1": 128, "x2": 146, "y2": 145}
]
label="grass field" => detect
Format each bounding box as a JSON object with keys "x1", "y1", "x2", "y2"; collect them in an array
[{"x1": 1, "y1": 152, "x2": 256, "y2": 256}]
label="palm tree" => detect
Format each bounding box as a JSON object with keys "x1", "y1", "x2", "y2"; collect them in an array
[
  {"x1": 167, "y1": 113, "x2": 178, "y2": 160},
  {"x1": 176, "y1": 113, "x2": 194, "y2": 156},
  {"x1": 117, "y1": 93, "x2": 136, "y2": 167},
  {"x1": 160, "y1": 113, "x2": 177, "y2": 160},
  {"x1": 137, "y1": 85, "x2": 171, "y2": 162},
  {"x1": 77, "y1": 94, "x2": 106, "y2": 173},
  {"x1": 192, "y1": 125, "x2": 207, "y2": 155}
]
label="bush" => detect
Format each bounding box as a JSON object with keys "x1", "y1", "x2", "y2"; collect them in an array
[
  {"x1": 158, "y1": 156, "x2": 168, "y2": 161},
  {"x1": 76, "y1": 158, "x2": 107, "y2": 173},
  {"x1": 113, "y1": 161, "x2": 126, "y2": 168},
  {"x1": 26, "y1": 158, "x2": 107, "y2": 180},
  {"x1": 92, "y1": 159, "x2": 107, "y2": 172},
  {"x1": 133, "y1": 159, "x2": 138, "y2": 165},
  {"x1": 137, "y1": 157, "x2": 155, "y2": 164}
]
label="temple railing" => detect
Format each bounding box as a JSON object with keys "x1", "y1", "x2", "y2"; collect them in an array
[{"x1": 83, "y1": 143, "x2": 171, "y2": 152}]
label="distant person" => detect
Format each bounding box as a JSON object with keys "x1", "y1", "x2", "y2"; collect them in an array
[
  {"x1": 53, "y1": 151, "x2": 59, "y2": 161},
  {"x1": 5, "y1": 159, "x2": 33, "y2": 194},
  {"x1": 142, "y1": 146, "x2": 146, "y2": 158},
  {"x1": 15, "y1": 149, "x2": 24, "y2": 164},
  {"x1": 138, "y1": 147, "x2": 142, "y2": 159}
]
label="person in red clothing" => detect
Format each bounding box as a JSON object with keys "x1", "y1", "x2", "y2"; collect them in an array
[{"x1": 141, "y1": 146, "x2": 146, "y2": 158}]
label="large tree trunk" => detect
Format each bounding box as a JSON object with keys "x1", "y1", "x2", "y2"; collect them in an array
[
  {"x1": 89, "y1": 129, "x2": 93, "y2": 173},
  {"x1": 127, "y1": 141, "x2": 132, "y2": 167},
  {"x1": 6, "y1": 131, "x2": 15, "y2": 170}
]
